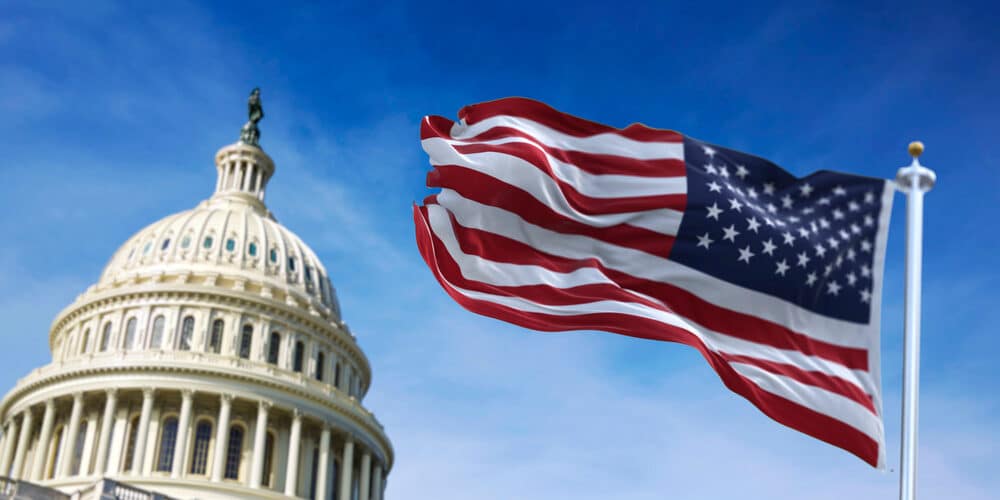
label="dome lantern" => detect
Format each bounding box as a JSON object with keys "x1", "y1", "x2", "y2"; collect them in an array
[{"x1": 211, "y1": 88, "x2": 274, "y2": 207}]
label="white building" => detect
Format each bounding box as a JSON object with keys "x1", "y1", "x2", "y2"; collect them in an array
[{"x1": 0, "y1": 100, "x2": 393, "y2": 500}]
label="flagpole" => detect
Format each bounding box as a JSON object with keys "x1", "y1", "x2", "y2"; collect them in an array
[{"x1": 895, "y1": 141, "x2": 935, "y2": 500}]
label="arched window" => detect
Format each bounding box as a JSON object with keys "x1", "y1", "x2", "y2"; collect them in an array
[
  {"x1": 123, "y1": 416, "x2": 140, "y2": 472},
  {"x1": 292, "y1": 341, "x2": 304, "y2": 373},
  {"x1": 47, "y1": 427, "x2": 64, "y2": 479},
  {"x1": 334, "y1": 360, "x2": 341, "y2": 388},
  {"x1": 316, "y1": 351, "x2": 325, "y2": 381},
  {"x1": 288, "y1": 256, "x2": 296, "y2": 272},
  {"x1": 123, "y1": 318, "x2": 138, "y2": 350},
  {"x1": 188, "y1": 419, "x2": 213, "y2": 475},
  {"x1": 262, "y1": 432, "x2": 275, "y2": 488},
  {"x1": 248, "y1": 242, "x2": 258, "y2": 257},
  {"x1": 203, "y1": 236, "x2": 214, "y2": 249},
  {"x1": 239, "y1": 325, "x2": 253, "y2": 359},
  {"x1": 209, "y1": 319, "x2": 224, "y2": 354},
  {"x1": 149, "y1": 315, "x2": 165, "y2": 349},
  {"x1": 70, "y1": 421, "x2": 88, "y2": 475},
  {"x1": 224, "y1": 425, "x2": 244, "y2": 480},
  {"x1": 178, "y1": 316, "x2": 194, "y2": 351},
  {"x1": 79, "y1": 329, "x2": 90, "y2": 354},
  {"x1": 156, "y1": 417, "x2": 179, "y2": 472},
  {"x1": 100, "y1": 323, "x2": 113, "y2": 351},
  {"x1": 267, "y1": 332, "x2": 281, "y2": 365}
]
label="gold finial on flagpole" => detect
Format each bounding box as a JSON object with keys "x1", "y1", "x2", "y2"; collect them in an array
[{"x1": 908, "y1": 141, "x2": 924, "y2": 158}]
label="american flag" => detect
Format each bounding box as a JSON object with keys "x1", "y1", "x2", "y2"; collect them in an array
[{"x1": 413, "y1": 97, "x2": 892, "y2": 467}]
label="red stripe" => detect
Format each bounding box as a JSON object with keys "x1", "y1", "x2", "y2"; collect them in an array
[
  {"x1": 426, "y1": 201, "x2": 867, "y2": 370},
  {"x1": 427, "y1": 166, "x2": 676, "y2": 258},
  {"x1": 425, "y1": 205, "x2": 876, "y2": 414},
  {"x1": 455, "y1": 97, "x2": 685, "y2": 143},
  {"x1": 422, "y1": 116, "x2": 686, "y2": 178},
  {"x1": 414, "y1": 204, "x2": 880, "y2": 466}
]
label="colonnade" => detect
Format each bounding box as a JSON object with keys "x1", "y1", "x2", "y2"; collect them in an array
[{"x1": 0, "y1": 388, "x2": 387, "y2": 499}]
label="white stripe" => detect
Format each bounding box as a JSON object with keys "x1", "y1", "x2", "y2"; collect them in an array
[
  {"x1": 435, "y1": 189, "x2": 878, "y2": 349},
  {"x1": 424, "y1": 136, "x2": 687, "y2": 198},
  {"x1": 450, "y1": 115, "x2": 684, "y2": 160},
  {"x1": 425, "y1": 245, "x2": 880, "y2": 444},
  {"x1": 427, "y1": 202, "x2": 875, "y2": 394},
  {"x1": 424, "y1": 144, "x2": 683, "y2": 236},
  {"x1": 730, "y1": 362, "x2": 883, "y2": 444}
]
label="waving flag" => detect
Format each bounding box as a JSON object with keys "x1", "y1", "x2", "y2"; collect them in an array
[{"x1": 413, "y1": 97, "x2": 892, "y2": 467}]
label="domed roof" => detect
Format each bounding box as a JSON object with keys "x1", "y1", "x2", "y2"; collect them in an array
[{"x1": 96, "y1": 141, "x2": 343, "y2": 321}]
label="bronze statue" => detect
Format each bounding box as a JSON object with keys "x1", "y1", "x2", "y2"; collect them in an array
[{"x1": 239, "y1": 87, "x2": 264, "y2": 147}]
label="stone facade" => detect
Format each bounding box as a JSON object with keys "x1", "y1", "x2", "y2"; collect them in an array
[{"x1": 0, "y1": 139, "x2": 392, "y2": 499}]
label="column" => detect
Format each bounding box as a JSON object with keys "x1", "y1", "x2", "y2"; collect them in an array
[
  {"x1": 29, "y1": 400, "x2": 56, "y2": 481},
  {"x1": 372, "y1": 463, "x2": 384, "y2": 500},
  {"x1": 171, "y1": 390, "x2": 194, "y2": 478},
  {"x1": 337, "y1": 438, "x2": 354, "y2": 500},
  {"x1": 358, "y1": 451, "x2": 371, "y2": 500},
  {"x1": 315, "y1": 425, "x2": 331, "y2": 500},
  {"x1": 131, "y1": 388, "x2": 154, "y2": 473},
  {"x1": 249, "y1": 400, "x2": 270, "y2": 488},
  {"x1": 210, "y1": 394, "x2": 233, "y2": 482},
  {"x1": 58, "y1": 393, "x2": 84, "y2": 478},
  {"x1": 93, "y1": 389, "x2": 117, "y2": 475},
  {"x1": 0, "y1": 417, "x2": 20, "y2": 475},
  {"x1": 78, "y1": 409, "x2": 99, "y2": 476},
  {"x1": 283, "y1": 410, "x2": 302, "y2": 496},
  {"x1": 242, "y1": 163, "x2": 253, "y2": 191},
  {"x1": 11, "y1": 409, "x2": 34, "y2": 479}
]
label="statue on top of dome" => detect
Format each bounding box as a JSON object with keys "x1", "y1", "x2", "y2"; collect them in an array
[{"x1": 239, "y1": 87, "x2": 264, "y2": 147}]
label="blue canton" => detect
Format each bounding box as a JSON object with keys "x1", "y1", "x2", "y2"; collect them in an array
[{"x1": 669, "y1": 137, "x2": 888, "y2": 324}]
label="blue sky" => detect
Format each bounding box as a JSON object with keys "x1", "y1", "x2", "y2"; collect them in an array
[{"x1": 1, "y1": 1, "x2": 998, "y2": 498}]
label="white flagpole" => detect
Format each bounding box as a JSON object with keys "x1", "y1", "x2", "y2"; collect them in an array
[{"x1": 895, "y1": 141, "x2": 935, "y2": 500}]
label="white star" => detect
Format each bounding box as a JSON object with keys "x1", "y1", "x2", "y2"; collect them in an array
[
  {"x1": 850, "y1": 223, "x2": 861, "y2": 234},
  {"x1": 728, "y1": 198, "x2": 743, "y2": 212},
  {"x1": 839, "y1": 229, "x2": 850, "y2": 241},
  {"x1": 707, "y1": 181, "x2": 722, "y2": 193},
  {"x1": 782, "y1": 232, "x2": 795, "y2": 246},
  {"x1": 761, "y1": 239, "x2": 777, "y2": 255},
  {"x1": 781, "y1": 194, "x2": 794, "y2": 209},
  {"x1": 787, "y1": 215, "x2": 800, "y2": 223},
  {"x1": 860, "y1": 288, "x2": 872, "y2": 303},
  {"x1": 810, "y1": 221, "x2": 819, "y2": 233},
  {"x1": 824, "y1": 264, "x2": 834, "y2": 276},
  {"x1": 735, "y1": 165, "x2": 749, "y2": 179},
  {"x1": 861, "y1": 240, "x2": 873, "y2": 252},
  {"x1": 847, "y1": 248, "x2": 857, "y2": 261},
  {"x1": 747, "y1": 186, "x2": 758, "y2": 199},
  {"x1": 733, "y1": 186, "x2": 745, "y2": 197},
  {"x1": 833, "y1": 185, "x2": 847, "y2": 196},
  {"x1": 814, "y1": 243, "x2": 826, "y2": 258},
  {"x1": 806, "y1": 272, "x2": 818, "y2": 286},
  {"x1": 799, "y1": 183, "x2": 814, "y2": 197},
  {"x1": 835, "y1": 255, "x2": 844, "y2": 267},
  {"x1": 705, "y1": 163, "x2": 718, "y2": 175},
  {"x1": 818, "y1": 196, "x2": 831, "y2": 206},
  {"x1": 864, "y1": 191, "x2": 875, "y2": 204},
  {"x1": 827, "y1": 237, "x2": 840, "y2": 249},
  {"x1": 763, "y1": 217, "x2": 775, "y2": 227},
  {"x1": 746, "y1": 217, "x2": 761, "y2": 233},
  {"x1": 763, "y1": 182, "x2": 776, "y2": 195},
  {"x1": 697, "y1": 233, "x2": 714, "y2": 249},
  {"x1": 766, "y1": 203, "x2": 777, "y2": 213},
  {"x1": 722, "y1": 225, "x2": 740, "y2": 242},
  {"x1": 738, "y1": 245, "x2": 755, "y2": 263},
  {"x1": 775, "y1": 259, "x2": 790, "y2": 276},
  {"x1": 719, "y1": 165, "x2": 730, "y2": 178},
  {"x1": 861, "y1": 264, "x2": 871, "y2": 277},
  {"x1": 827, "y1": 281, "x2": 842, "y2": 296},
  {"x1": 818, "y1": 218, "x2": 830, "y2": 229},
  {"x1": 796, "y1": 252, "x2": 810, "y2": 267},
  {"x1": 848, "y1": 200, "x2": 861, "y2": 212},
  {"x1": 703, "y1": 145, "x2": 716, "y2": 157},
  {"x1": 846, "y1": 272, "x2": 858, "y2": 285},
  {"x1": 864, "y1": 214, "x2": 875, "y2": 227},
  {"x1": 832, "y1": 208, "x2": 845, "y2": 220},
  {"x1": 706, "y1": 203, "x2": 723, "y2": 220},
  {"x1": 798, "y1": 227, "x2": 811, "y2": 238}
]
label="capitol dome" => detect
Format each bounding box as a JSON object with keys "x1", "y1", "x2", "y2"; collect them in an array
[{"x1": 0, "y1": 91, "x2": 392, "y2": 500}]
